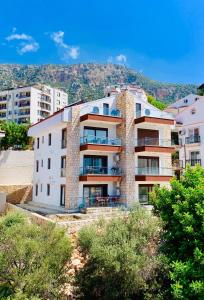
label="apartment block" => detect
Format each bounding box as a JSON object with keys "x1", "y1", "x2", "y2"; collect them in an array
[
  {"x1": 0, "y1": 84, "x2": 68, "y2": 124},
  {"x1": 28, "y1": 88, "x2": 175, "y2": 210}
]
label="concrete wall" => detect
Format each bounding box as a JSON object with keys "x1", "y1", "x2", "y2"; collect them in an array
[{"x1": 0, "y1": 150, "x2": 34, "y2": 185}]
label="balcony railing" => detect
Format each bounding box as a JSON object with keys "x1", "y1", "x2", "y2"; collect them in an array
[
  {"x1": 136, "y1": 138, "x2": 173, "y2": 147},
  {"x1": 61, "y1": 139, "x2": 67, "y2": 149},
  {"x1": 18, "y1": 102, "x2": 30, "y2": 107},
  {"x1": 80, "y1": 105, "x2": 122, "y2": 117},
  {"x1": 80, "y1": 135, "x2": 121, "y2": 146},
  {"x1": 80, "y1": 166, "x2": 122, "y2": 176},
  {"x1": 186, "y1": 159, "x2": 201, "y2": 166},
  {"x1": 185, "y1": 135, "x2": 200, "y2": 144},
  {"x1": 18, "y1": 111, "x2": 30, "y2": 116},
  {"x1": 61, "y1": 168, "x2": 66, "y2": 177},
  {"x1": 80, "y1": 196, "x2": 125, "y2": 208},
  {"x1": 136, "y1": 167, "x2": 173, "y2": 176}
]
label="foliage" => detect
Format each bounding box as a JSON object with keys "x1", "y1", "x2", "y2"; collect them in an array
[
  {"x1": 147, "y1": 95, "x2": 167, "y2": 110},
  {"x1": 151, "y1": 165, "x2": 204, "y2": 299},
  {"x1": 0, "y1": 64, "x2": 197, "y2": 104},
  {"x1": 0, "y1": 121, "x2": 32, "y2": 150},
  {"x1": 0, "y1": 212, "x2": 72, "y2": 299},
  {"x1": 76, "y1": 206, "x2": 169, "y2": 300}
]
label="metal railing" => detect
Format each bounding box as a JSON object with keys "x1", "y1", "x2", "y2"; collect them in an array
[
  {"x1": 185, "y1": 135, "x2": 200, "y2": 144},
  {"x1": 18, "y1": 102, "x2": 30, "y2": 107},
  {"x1": 61, "y1": 168, "x2": 66, "y2": 177},
  {"x1": 186, "y1": 159, "x2": 201, "y2": 166},
  {"x1": 80, "y1": 135, "x2": 121, "y2": 146},
  {"x1": 79, "y1": 196, "x2": 127, "y2": 208},
  {"x1": 135, "y1": 138, "x2": 174, "y2": 147},
  {"x1": 61, "y1": 139, "x2": 67, "y2": 149},
  {"x1": 136, "y1": 167, "x2": 173, "y2": 176},
  {"x1": 80, "y1": 166, "x2": 122, "y2": 175}
]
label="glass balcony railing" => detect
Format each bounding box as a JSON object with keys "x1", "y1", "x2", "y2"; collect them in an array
[
  {"x1": 185, "y1": 135, "x2": 200, "y2": 144},
  {"x1": 80, "y1": 135, "x2": 121, "y2": 146},
  {"x1": 186, "y1": 159, "x2": 201, "y2": 166},
  {"x1": 80, "y1": 105, "x2": 122, "y2": 117},
  {"x1": 80, "y1": 196, "x2": 125, "y2": 208},
  {"x1": 136, "y1": 138, "x2": 174, "y2": 147},
  {"x1": 80, "y1": 166, "x2": 122, "y2": 176},
  {"x1": 136, "y1": 167, "x2": 173, "y2": 176}
]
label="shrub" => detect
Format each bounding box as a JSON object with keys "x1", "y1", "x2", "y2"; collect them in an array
[
  {"x1": 0, "y1": 212, "x2": 72, "y2": 299},
  {"x1": 151, "y1": 165, "x2": 204, "y2": 299},
  {"x1": 76, "y1": 206, "x2": 169, "y2": 300}
]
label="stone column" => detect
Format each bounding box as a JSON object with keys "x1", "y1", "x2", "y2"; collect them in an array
[
  {"x1": 116, "y1": 91, "x2": 136, "y2": 206},
  {"x1": 65, "y1": 105, "x2": 81, "y2": 209}
]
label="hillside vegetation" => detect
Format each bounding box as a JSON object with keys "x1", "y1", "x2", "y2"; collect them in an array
[{"x1": 0, "y1": 63, "x2": 197, "y2": 104}]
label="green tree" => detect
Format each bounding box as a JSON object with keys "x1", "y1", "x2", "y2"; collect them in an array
[
  {"x1": 147, "y1": 95, "x2": 167, "y2": 110},
  {"x1": 0, "y1": 212, "x2": 72, "y2": 299},
  {"x1": 0, "y1": 121, "x2": 31, "y2": 150},
  {"x1": 76, "y1": 206, "x2": 169, "y2": 300},
  {"x1": 151, "y1": 165, "x2": 204, "y2": 299}
]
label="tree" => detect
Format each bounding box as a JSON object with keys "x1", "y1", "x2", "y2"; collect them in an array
[
  {"x1": 0, "y1": 121, "x2": 32, "y2": 150},
  {"x1": 0, "y1": 212, "x2": 72, "y2": 299},
  {"x1": 76, "y1": 206, "x2": 169, "y2": 300},
  {"x1": 151, "y1": 165, "x2": 204, "y2": 299},
  {"x1": 147, "y1": 95, "x2": 167, "y2": 110}
]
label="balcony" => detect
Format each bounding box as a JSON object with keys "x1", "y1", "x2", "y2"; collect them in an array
[
  {"x1": 18, "y1": 111, "x2": 30, "y2": 116},
  {"x1": 61, "y1": 139, "x2": 67, "y2": 149},
  {"x1": 80, "y1": 105, "x2": 122, "y2": 124},
  {"x1": 135, "y1": 108, "x2": 174, "y2": 125},
  {"x1": 18, "y1": 102, "x2": 30, "y2": 108},
  {"x1": 79, "y1": 166, "x2": 122, "y2": 182},
  {"x1": 80, "y1": 135, "x2": 122, "y2": 152},
  {"x1": 135, "y1": 138, "x2": 175, "y2": 153},
  {"x1": 80, "y1": 196, "x2": 125, "y2": 208},
  {"x1": 135, "y1": 167, "x2": 173, "y2": 181},
  {"x1": 185, "y1": 135, "x2": 200, "y2": 144},
  {"x1": 186, "y1": 159, "x2": 201, "y2": 166}
]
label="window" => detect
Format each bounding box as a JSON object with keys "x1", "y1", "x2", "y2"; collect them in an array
[
  {"x1": 48, "y1": 133, "x2": 51, "y2": 146},
  {"x1": 136, "y1": 103, "x2": 141, "y2": 118},
  {"x1": 191, "y1": 108, "x2": 196, "y2": 115},
  {"x1": 139, "y1": 184, "x2": 154, "y2": 204},
  {"x1": 37, "y1": 137, "x2": 40, "y2": 149},
  {"x1": 47, "y1": 184, "x2": 50, "y2": 196},
  {"x1": 84, "y1": 127, "x2": 108, "y2": 141},
  {"x1": 103, "y1": 103, "x2": 109, "y2": 115},
  {"x1": 35, "y1": 184, "x2": 38, "y2": 196},
  {"x1": 40, "y1": 184, "x2": 43, "y2": 192},
  {"x1": 60, "y1": 185, "x2": 66, "y2": 206},
  {"x1": 42, "y1": 136, "x2": 44, "y2": 143},
  {"x1": 48, "y1": 158, "x2": 51, "y2": 169},
  {"x1": 184, "y1": 99, "x2": 188, "y2": 103},
  {"x1": 61, "y1": 128, "x2": 67, "y2": 148},
  {"x1": 36, "y1": 160, "x2": 39, "y2": 172},
  {"x1": 61, "y1": 156, "x2": 66, "y2": 177},
  {"x1": 41, "y1": 160, "x2": 43, "y2": 167}
]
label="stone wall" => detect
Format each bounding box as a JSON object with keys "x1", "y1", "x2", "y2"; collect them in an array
[
  {"x1": 0, "y1": 185, "x2": 32, "y2": 204},
  {"x1": 65, "y1": 106, "x2": 81, "y2": 209},
  {"x1": 116, "y1": 91, "x2": 136, "y2": 206}
]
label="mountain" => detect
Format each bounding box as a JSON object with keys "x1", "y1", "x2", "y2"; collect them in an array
[{"x1": 0, "y1": 63, "x2": 197, "y2": 104}]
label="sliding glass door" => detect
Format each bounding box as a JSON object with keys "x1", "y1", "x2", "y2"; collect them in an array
[
  {"x1": 138, "y1": 157, "x2": 159, "y2": 175},
  {"x1": 84, "y1": 155, "x2": 108, "y2": 174}
]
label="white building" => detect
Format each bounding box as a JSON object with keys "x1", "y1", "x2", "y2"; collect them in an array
[
  {"x1": 28, "y1": 88, "x2": 175, "y2": 210},
  {"x1": 0, "y1": 84, "x2": 68, "y2": 124},
  {"x1": 175, "y1": 97, "x2": 204, "y2": 168}
]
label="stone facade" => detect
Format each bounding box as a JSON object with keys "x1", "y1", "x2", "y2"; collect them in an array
[
  {"x1": 65, "y1": 105, "x2": 81, "y2": 209},
  {"x1": 116, "y1": 91, "x2": 136, "y2": 206}
]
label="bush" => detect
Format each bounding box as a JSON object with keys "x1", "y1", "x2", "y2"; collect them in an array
[
  {"x1": 0, "y1": 212, "x2": 72, "y2": 299},
  {"x1": 151, "y1": 165, "x2": 204, "y2": 299},
  {"x1": 76, "y1": 206, "x2": 169, "y2": 300},
  {"x1": 147, "y1": 95, "x2": 167, "y2": 110}
]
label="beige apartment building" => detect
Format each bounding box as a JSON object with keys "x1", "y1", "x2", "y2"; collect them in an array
[{"x1": 28, "y1": 87, "x2": 175, "y2": 210}]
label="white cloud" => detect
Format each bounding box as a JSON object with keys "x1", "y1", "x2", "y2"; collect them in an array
[
  {"x1": 6, "y1": 29, "x2": 39, "y2": 55},
  {"x1": 6, "y1": 33, "x2": 32, "y2": 41},
  {"x1": 116, "y1": 54, "x2": 127, "y2": 63},
  {"x1": 18, "y1": 42, "x2": 39, "y2": 54},
  {"x1": 51, "y1": 31, "x2": 79, "y2": 60}
]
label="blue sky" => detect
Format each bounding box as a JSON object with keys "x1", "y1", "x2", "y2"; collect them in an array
[{"x1": 0, "y1": 0, "x2": 203, "y2": 84}]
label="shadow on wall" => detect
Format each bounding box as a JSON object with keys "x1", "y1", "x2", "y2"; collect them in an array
[
  {"x1": 0, "y1": 185, "x2": 32, "y2": 204},
  {"x1": 0, "y1": 150, "x2": 10, "y2": 166}
]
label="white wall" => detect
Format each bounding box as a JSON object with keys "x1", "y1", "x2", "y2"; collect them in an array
[{"x1": 0, "y1": 150, "x2": 34, "y2": 185}]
